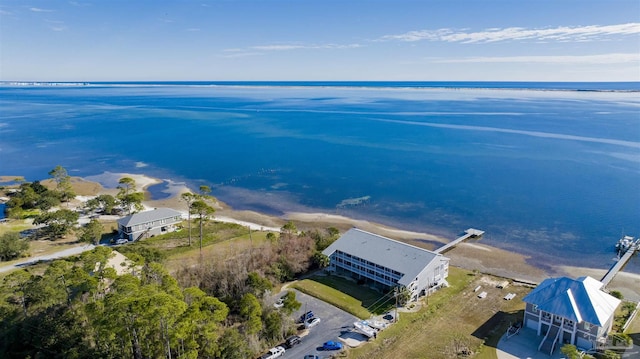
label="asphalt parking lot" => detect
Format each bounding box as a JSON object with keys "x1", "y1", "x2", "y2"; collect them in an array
[{"x1": 278, "y1": 289, "x2": 364, "y2": 358}]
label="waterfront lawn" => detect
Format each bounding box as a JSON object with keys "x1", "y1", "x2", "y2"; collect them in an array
[
  {"x1": 347, "y1": 267, "x2": 531, "y2": 359},
  {"x1": 0, "y1": 219, "x2": 34, "y2": 236},
  {"x1": 292, "y1": 276, "x2": 381, "y2": 319},
  {"x1": 137, "y1": 221, "x2": 248, "y2": 251},
  {"x1": 160, "y1": 221, "x2": 271, "y2": 272},
  {"x1": 626, "y1": 306, "x2": 640, "y2": 346}
]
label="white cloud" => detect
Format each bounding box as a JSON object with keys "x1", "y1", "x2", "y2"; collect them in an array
[
  {"x1": 221, "y1": 42, "x2": 362, "y2": 58},
  {"x1": 434, "y1": 53, "x2": 640, "y2": 64},
  {"x1": 29, "y1": 7, "x2": 53, "y2": 12},
  {"x1": 251, "y1": 43, "x2": 362, "y2": 51},
  {"x1": 219, "y1": 50, "x2": 262, "y2": 59},
  {"x1": 46, "y1": 19, "x2": 66, "y2": 31},
  {"x1": 252, "y1": 44, "x2": 306, "y2": 51},
  {"x1": 380, "y1": 23, "x2": 640, "y2": 43},
  {"x1": 68, "y1": 1, "x2": 90, "y2": 7}
]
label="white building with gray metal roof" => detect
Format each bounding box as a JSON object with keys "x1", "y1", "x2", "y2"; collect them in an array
[
  {"x1": 322, "y1": 228, "x2": 450, "y2": 302},
  {"x1": 117, "y1": 208, "x2": 183, "y2": 241}
]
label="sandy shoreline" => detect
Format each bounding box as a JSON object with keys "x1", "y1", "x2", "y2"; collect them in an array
[{"x1": 4, "y1": 171, "x2": 640, "y2": 301}]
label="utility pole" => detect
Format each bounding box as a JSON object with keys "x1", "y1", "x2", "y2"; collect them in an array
[{"x1": 394, "y1": 287, "x2": 398, "y2": 323}]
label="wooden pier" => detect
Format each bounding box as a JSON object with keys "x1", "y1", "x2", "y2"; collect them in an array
[
  {"x1": 436, "y1": 228, "x2": 485, "y2": 254},
  {"x1": 601, "y1": 239, "x2": 640, "y2": 287}
]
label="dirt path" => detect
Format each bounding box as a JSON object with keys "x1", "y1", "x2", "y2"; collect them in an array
[{"x1": 0, "y1": 244, "x2": 96, "y2": 274}]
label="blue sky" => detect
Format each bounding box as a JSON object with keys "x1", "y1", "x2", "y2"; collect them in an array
[{"x1": 1, "y1": 0, "x2": 639, "y2": 81}]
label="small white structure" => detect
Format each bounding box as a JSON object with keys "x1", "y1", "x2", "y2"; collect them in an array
[
  {"x1": 354, "y1": 320, "x2": 376, "y2": 338},
  {"x1": 117, "y1": 208, "x2": 182, "y2": 241}
]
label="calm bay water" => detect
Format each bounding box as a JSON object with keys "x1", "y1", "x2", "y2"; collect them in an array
[{"x1": 1, "y1": 82, "x2": 639, "y2": 272}]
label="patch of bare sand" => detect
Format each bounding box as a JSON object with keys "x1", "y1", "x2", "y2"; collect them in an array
[
  {"x1": 0, "y1": 176, "x2": 25, "y2": 183},
  {"x1": 446, "y1": 242, "x2": 548, "y2": 283},
  {"x1": 559, "y1": 265, "x2": 640, "y2": 302},
  {"x1": 104, "y1": 250, "x2": 138, "y2": 276},
  {"x1": 84, "y1": 171, "x2": 161, "y2": 191},
  {"x1": 215, "y1": 209, "x2": 286, "y2": 230},
  {"x1": 145, "y1": 187, "x2": 191, "y2": 211},
  {"x1": 284, "y1": 212, "x2": 449, "y2": 244},
  {"x1": 41, "y1": 177, "x2": 104, "y2": 196}
]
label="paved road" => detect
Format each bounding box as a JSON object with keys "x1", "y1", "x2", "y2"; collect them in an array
[
  {"x1": 277, "y1": 289, "x2": 364, "y2": 358},
  {"x1": 0, "y1": 244, "x2": 96, "y2": 273}
]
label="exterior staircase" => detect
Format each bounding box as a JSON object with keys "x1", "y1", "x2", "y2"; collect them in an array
[
  {"x1": 135, "y1": 229, "x2": 150, "y2": 242},
  {"x1": 539, "y1": 324, "x2": 561, "y2": 355}
]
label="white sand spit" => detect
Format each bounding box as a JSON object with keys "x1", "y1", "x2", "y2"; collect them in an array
[
  {"x1": 85, "y1": 171, "x2": 162, "y2": 191},
  {"x1": 215, "y1": 216, "x2": 281, "y2": 232}
]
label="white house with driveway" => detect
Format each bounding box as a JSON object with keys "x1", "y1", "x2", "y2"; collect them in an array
[
  {"x1": 117, "y1": 208, "x2": 183, "y2": 241},
  {"x1": 322, "y1": 228, "x2": 450, "y2": 302},
  {"x1": 522, "y1": 276, "x2": 621, "y2": 354}
]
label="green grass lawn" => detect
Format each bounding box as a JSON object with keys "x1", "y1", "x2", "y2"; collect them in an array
[
  {"x1": 0, "y1": 219, "x2": 34, "y2": 236},
  {"x1": 158, "y1": 221, "x2": 272, "y2": 272},
  {"x1": 292, "y1": 276, "x2": 382, "y2": 319},
  {"x1": 626, "y1": 305, "x2": 640, "y2": 346},
  {"x1": 345, "y1": 268, "x2": 530, "y2": 359}
]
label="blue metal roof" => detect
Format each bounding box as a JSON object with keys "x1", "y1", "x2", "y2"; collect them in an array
[{"x1": 522, "y1": 276, "x2": 620, "y2": 327}]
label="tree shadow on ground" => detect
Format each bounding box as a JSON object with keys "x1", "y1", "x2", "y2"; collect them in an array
[{"x1": 472, "y1": 309, "x2": 524, "y2": 348}]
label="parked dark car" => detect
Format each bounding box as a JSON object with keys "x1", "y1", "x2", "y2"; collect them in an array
[
  {"x1": 297, "y1": 310, "x2": 314, "y2": 323},
  {"x1": 284, "y1": 335, "x2": 301, "y2": 348},
  {"x1": 322, "y1": 340, "x2": 343, "y2": 350}
]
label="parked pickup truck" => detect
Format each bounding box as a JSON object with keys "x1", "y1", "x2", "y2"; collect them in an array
[
  {"x1": 258, "y1": 346, "x2": 285, "y2": 359},
  {"x1": 297, "y1": 310, "x2": 314, "y2": 323}
]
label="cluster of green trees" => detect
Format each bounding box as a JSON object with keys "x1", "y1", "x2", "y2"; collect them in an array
[
  {"x1": 4, "y1": 166, "x2": 80, "y2": 241},
  {"x1": 4, "y1": 166, "x2": 147, "y2": 222},
  {"x1": 3, "y1": 167, "x2": 148, "y2": 244},
  {"x1": 0, "y1": 218, "x2": 338, "y2": 358},
  {"x1": 4, "y1": 166, "x2": 76, "y2": 217},
  {"x1": 1, "y1": 166, "x2": 344, "y2": 357},
  {"x1": 0, "y1": 246, "x2": 305, "y2": 359},
  {"x1": 560, "y1": 344, "x2": 623, "y2": 359},
  {"x1": 174, "y1": 222, "x2": 338, "y2": 306},
  {"x1": 0, "y1": 232, "x2": 29, "y2": 262}
]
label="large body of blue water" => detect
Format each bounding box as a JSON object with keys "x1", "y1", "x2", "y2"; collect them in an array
[{"x1": 1, "y1": 82, "x2": 639, "y2": 272}]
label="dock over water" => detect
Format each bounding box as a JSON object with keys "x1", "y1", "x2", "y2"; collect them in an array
[
  {"x1": 601, "y1": 239, "x2": 640, "y2": 287},
  {"x1": 436, "y1": 228, "x2": 485, "y2": 254}
]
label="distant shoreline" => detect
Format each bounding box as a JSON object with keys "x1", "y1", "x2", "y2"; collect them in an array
[{"x1": 2, "y1": 80, "x2": 639, "y2": 93}]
